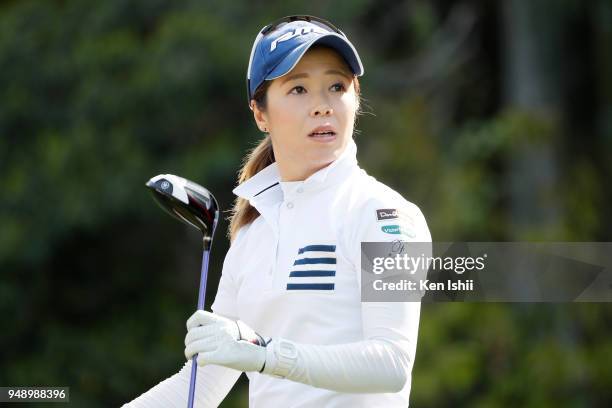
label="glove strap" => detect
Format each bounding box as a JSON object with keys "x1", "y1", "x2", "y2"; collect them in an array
[{"x1": 258, "y1": 338, "x2": 273, "y2": 373}]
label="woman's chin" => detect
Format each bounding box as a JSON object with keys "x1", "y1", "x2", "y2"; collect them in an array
[{"x1": 305, "y1": 150, "x2": 343, "y2": 170}]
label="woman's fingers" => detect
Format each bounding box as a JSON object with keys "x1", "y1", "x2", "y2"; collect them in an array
[
  {"x1": 196, "y1": 351, "x2": 222, "y2": 367},
  {"x1": 184, "y1": 325, "x2": 217, "y2": 346},
  {"x1": 185, "y1": 339, "x2": 218, "y2": 360},
  {"x1": 183, "y1": 311, "x2": 244, "y2": 367},
  {"x1": 186, "y1": 310, "x2": 219, "y2": 330}
]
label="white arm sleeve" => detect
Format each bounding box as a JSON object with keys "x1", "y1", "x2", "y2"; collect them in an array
[
  {"x1": 262, "y1": 336, "x2": 415, "y2": 393},
  {"x1": 122, "y1": 361, "x2": 241, "y2": 407},
  {"x1": 262, "y1": 196, "x2": 431, "y2": 394}
]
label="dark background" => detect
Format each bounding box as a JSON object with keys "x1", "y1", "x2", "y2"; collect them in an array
[{"x1": 1, "y1": 0, "x2": 611, "y2": 406}]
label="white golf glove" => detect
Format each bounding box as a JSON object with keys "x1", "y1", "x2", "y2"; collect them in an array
[{"x1": 184, "y1": 310, "x2": 269, "y2": 373}]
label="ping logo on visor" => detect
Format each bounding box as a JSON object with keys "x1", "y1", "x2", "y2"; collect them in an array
[{"x1": 270, "y1": 26, "x2": 329, "y2": 51}]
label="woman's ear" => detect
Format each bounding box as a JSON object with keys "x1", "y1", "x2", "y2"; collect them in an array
[{"x1": 251, "y1": 100, "x2": 269, "y2": 133}]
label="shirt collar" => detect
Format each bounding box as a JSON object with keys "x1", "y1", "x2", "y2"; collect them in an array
[{"x1": 233, "y1": 138, "x2": 358, "y2": 200}]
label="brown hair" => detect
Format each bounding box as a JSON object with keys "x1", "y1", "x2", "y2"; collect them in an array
[{"x1": 228, "y1": 49, "x2": 362, "y2": 242}]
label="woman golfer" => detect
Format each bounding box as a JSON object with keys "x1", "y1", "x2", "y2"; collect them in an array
[{"x1": 125, "y1": 15, "x2": 431, "y2": 407}]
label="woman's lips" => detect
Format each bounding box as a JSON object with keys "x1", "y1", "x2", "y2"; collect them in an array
[
  {"x1": 308, "y1": 131, "x2": 337, "y2": 142},
  {"x1": 308, "y1": 124, "x2": 337, "y2": 142}
]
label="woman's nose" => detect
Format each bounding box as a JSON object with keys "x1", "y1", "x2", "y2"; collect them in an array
[{"x1": 311, "y1": 104, "x2": 333, "y2": 117}]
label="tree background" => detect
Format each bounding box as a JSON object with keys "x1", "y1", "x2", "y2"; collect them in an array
[{"x1": 1, "y1": 0, "x2": 611, "y2": 406}]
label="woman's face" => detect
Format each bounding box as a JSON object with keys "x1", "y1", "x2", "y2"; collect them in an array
[{"x1": 252, "y1": 46, "x2": 358, "y2": 181}]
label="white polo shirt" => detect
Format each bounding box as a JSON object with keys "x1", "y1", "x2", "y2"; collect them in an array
[{"x1": 211, "y1": 138, "x2": 431, "y2": 407}]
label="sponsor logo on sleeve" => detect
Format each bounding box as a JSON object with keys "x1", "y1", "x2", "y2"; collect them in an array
[
  {"x1": 376, "y1": 209, "x2": 398, "y2": 221},
  {"x1": 381, "y1": 224, "x2": 417, "y2": 238},
  {"x1": 381, "y1": 225, "x2": 402, "y2": 234}
]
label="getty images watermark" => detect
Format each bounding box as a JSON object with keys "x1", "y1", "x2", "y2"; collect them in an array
[{"x1": 361, "y1": 242, "x2": 612, "y2": 302}]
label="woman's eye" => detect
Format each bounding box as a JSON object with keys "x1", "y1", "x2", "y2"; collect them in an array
[
  {"x1": 290, "y1": 86, "x2": 306, "y2": 94},
  {"x1": 331, "y1": 83, "x2": 346, "y2": 92}
]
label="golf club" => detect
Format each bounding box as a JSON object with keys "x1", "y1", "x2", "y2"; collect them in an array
[{"x1": 145, "y1": 174, "x2": 219, "y2": 408}]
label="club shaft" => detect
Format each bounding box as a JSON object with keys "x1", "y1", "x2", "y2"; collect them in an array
[
  {"x1": 197, "y1": 250, "x2": 210, "y2": 310},
  {"x1": 187, "y1": 248, "x2": 210, "y2": 408}
]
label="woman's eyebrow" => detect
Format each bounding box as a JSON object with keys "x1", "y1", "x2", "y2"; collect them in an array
[{"x1": 281, "y1": 69, "x2": 352, "y2": 86}]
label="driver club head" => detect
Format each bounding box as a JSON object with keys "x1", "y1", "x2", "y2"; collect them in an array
[{"x1": 146, "y1": 174, "x2": 219, "y2": 248}]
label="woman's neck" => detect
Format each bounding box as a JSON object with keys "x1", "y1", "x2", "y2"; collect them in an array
[{"x1": 277, "y1": 160, "x2": 332, "y2": 182}]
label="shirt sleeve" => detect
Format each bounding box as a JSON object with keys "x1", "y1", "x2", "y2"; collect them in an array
[
  {"x1": 210, "y1": 225, "x2": 250, "y2": 320},
  {"x1": 261, "y1": 194, "x2": 432, "y2": 393},
  {"x1": 121, "y1": 360, "x2": 242, "y2": 407},
  {"x1": 353, "y1": 196, "x2": 431, "y2": 391},
  {"x1": 210, "y1": 252, "x2": 239, "y2": 319}
]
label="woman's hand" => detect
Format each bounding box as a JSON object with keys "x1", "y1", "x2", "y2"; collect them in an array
[{"x1": 184, "y1": 310, "x2": 267, "y2": 373}]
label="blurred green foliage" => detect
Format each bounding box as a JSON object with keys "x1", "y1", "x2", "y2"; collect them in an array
[{"x1": 1, "y1": 0, "x2": 611, "y2": 407}]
